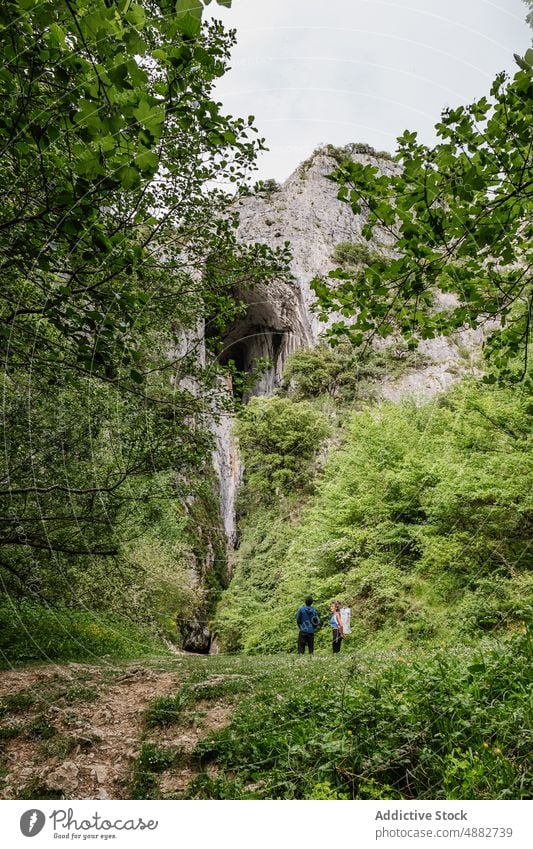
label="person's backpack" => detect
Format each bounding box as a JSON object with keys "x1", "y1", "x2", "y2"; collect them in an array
[{"x1": 340, "y1": 607, "x2": 351, "y2": 635}]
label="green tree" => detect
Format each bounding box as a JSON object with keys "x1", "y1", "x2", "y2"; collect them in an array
[
  {"x1": 0, "y1": 0, "x2": 277, "y2": 385},
  {"x1": 312, "y1": 66, "x2": 533, "y2": 381},
  {"x1": 524, "y1": 1, "x2": 533, "y2": 30},
  {"x1": 0, "y1": 1, "x2": 288, "y2": 600},
  {"x1": 235, "y1": 397, "x2": 329, "y2": 504}
]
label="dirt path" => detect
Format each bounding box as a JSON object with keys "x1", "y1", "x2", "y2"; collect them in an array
[
  {"x1": 0, "y1": 660, "x2": 234, "y2": 800},
  {"x1": 154, "y1": 700, "x2": 232, "y2": 796}
]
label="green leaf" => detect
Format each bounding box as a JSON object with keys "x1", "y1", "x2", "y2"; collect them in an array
[
  {"x1": 135, "y1": 149, "x2": 159, "y2": 173},
  {"x1": 125, "y1": 3, "x2": 146, "y2": 27},
  {"x1": 176, "y1": 0, "x2": 203, "y2": 37},
  {"x1": 133, "y1": 99, "x2": 165, "y2": 136},
  {"x1": 176, "y1": 0, "x2": 202, "y2": 10},
  {"x1": 118, "y1": 165, "x2": 140, "y2": 189},
  {"x1": 176, "y1": 14, "x2": 201, "y2": 37},
  {"x1": 514, "y1": 53, "x2": 532, "y2": 72},
  {"x1": 48, "y1": 23, "x2": 66, "y2": 47},
  {"x1": 467, "y1": 664, "x2": 486, "y2": 674}
]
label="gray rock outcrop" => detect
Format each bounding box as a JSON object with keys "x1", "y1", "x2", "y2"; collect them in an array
[
  {"x1": 225, "y1": 144, "x2": 483, "y2": 400},
  {"x1": 207, "y1": 144, "x2": 484, "y2": 652}
]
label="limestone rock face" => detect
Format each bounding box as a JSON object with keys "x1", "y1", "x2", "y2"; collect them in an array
[
  {"x1": 206, "y1": 145, "x2": 484, "y2": 652},
  {"x1": 228, "y1": 144, "x2": 482, "y2": 401},
  {"x1": 181, "y1": 621, "x2": 212, "y2": 654},
  {"x1": 212, "y1": 386, "x2": 241, "y2": 548},
  {"x1": 232, "y1": 146, "x2": 396, "y2": 365}
]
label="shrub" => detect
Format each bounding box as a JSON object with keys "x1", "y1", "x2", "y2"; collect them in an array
[
  {"x1": 256, "y1": 178, "x2": 281, "y2": 194},
  {"x1": 235, "y1": 397, "x2": 329, "y2": 504},
  {"x1": 0, "y1": 601, "x2": 168, "y2": 666},
  {"x1": 282, "y1": 342, "x2": 430, "y2": 403},
  {"x1": 332, "y1": 241, "x2": 384, "y2": 269}
]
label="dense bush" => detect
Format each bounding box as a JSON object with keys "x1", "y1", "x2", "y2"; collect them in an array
[
  {"x1": 235, "y1": 397, "x2": 329, "y2": 505},
  {"x1": 214, "y1": 507, "x2": 299, "y2": 653},
  {"x1": 187, "y1": 634, "x2": 531, "y2": 799},
  {"x1": 282, "y1": 342, "x2": 428, "y2": 402},
  {"x1": 282, "y1": 343, "x2": 369, "y2": 401},
  {"x1": 216, "y1": 396, "x2": 329, "y2": 651},
  {"x1": 216, "y1": 381, "x2": 532, "y2": 652},
  {"x1": 332, "y1": 241, "x2": 384, "y2": 270},
  {"x1": 0, "y1": 601, "x2": 167, "y2": 666}
]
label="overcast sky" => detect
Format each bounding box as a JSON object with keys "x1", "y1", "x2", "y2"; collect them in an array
[{"x1": 206, "y1": 0, "x2": 531, "y2": 181}]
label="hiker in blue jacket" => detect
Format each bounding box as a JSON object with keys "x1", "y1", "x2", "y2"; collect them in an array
[{"x1": 296, "y1": 595, "x2": 320, "y2": 655}]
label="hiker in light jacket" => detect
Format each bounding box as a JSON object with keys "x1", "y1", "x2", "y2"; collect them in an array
[{"x1": 330, "y1": 601, "x2": 344, "y2": 654}]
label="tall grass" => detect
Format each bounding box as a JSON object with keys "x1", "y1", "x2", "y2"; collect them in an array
[
  {"x1": 0, "y1": 600, "x2": 169, "y2": 666},
  {"x1": 186, "y1": 633, "x2": 531, "y2": 800}
]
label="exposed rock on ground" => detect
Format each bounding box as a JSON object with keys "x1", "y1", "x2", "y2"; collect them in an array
[{"x1": 0, "y1": 661, "x2": 236, "y2": 800}]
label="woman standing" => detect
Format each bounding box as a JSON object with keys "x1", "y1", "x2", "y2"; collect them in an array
[{"x1": 330, "y1": 601, "x2": 344, "y2": 654}]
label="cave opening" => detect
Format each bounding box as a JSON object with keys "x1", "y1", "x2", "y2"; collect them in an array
[
  {"x1": 217, "y1": 309, "x2": 290, "y2": 400},
  {"x1": 219, "y1": 339, "x2": 250, "y2": 400},
  {"x1": 206, "y1": 276, "x2": 306, "y2": 402},
  {"x1": 225, "y1": 341, "x2": 247, "y2": 375}
]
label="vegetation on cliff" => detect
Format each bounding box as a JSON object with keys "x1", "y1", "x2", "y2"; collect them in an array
[
  {"x1": 215, "y1": 372, "x2": 532, "y2": 655},
  {"x1": 0, "y1": 0, "x2": 286, "y2": 656}
]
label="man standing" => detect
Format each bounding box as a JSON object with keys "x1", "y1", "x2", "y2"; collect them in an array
[{"x1": 296, "y1": 595, "x2": 320, "y2": 655}]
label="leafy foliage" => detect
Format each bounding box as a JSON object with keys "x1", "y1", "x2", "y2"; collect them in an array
[
  {"x1": 299, "y1": 143, "x2": 394, "y2": 179},
  {"x1": 332, "y1": 241, "x2": 385, "y2": 270},
  {"x1": 215, "y1": 507, "x2": 298, "y2": 653},
  {"x1": 217, "y1": 381, "x2": 532, "y2": 653},
  {"x1": 255, "y1": 178, "x2": 281, "y2": 194},
  {"x1": 312, "y1": 68, "x2": 533, "y2": 381},
  {"x1": 0, "y1": 0, "x2": 288, "y2": 634},
  {"x1": 524, "y1": 0, "x2": 533, "y2": 30},
  {"x1": 235, "y1": 397, "x2": 329, "y2": 504},
  {"x1": 178, "y1": 637, "x2": 531, "y2": 799},
  {"x1": 282, "y1": 341, "x2": 429, "y2": 401},
  {"x1": 1, "y1": 0, "x2": 261, "y2": 384},
  {"x1": 0, "y1": 601, "x2": 167, "y2": 666}
]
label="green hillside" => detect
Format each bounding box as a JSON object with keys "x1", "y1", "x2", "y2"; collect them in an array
[{"x1": 215, "y1": 365, "x2": 532, "y2": 655}]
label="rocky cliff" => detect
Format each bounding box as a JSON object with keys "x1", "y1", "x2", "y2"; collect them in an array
[
  {"x1": 205, "y1": 143, "x2": 484, "y2": 652},
  {"x1": 220, "y1": 144, "x2": 484, "y2": 400},
  {"x1": 213, "y1": 147, "x2": 482, "y2": 502}
]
